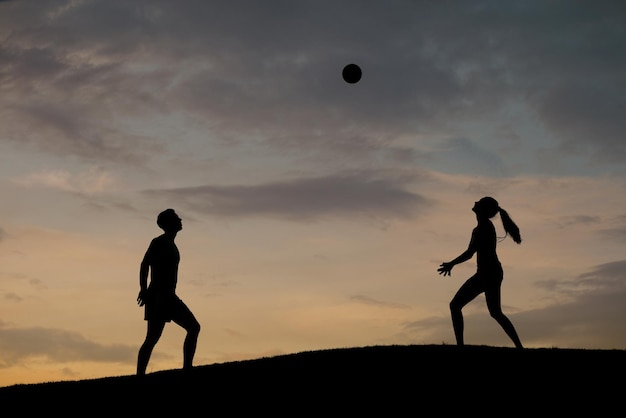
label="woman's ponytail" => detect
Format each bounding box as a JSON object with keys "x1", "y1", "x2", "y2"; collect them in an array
[{"x1": 499, "y1": 208, "x2": 522, "y2": 244}]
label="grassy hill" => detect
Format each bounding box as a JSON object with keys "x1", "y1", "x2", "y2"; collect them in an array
[{"x1": 0, "y1": 344, "x2": 623, "y2": 415}]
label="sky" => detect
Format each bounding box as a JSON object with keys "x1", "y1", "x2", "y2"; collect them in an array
[{"x1": 1, "y1": 0, "x2": 625, "y2": 386}]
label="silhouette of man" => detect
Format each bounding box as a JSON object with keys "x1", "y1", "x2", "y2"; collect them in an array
[{"x1": 137, "y1": 209, "x2": 201, "y2": 376}]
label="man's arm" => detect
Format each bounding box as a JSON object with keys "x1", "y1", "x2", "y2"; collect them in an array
[
  {"x1": 140, "y1": 257, "x2": 149, "y2": 290},
  {"x1": 137, "y1": 248, "x2": 151, "y2": 306}
]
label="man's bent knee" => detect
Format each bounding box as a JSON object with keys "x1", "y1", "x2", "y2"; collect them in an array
[{"x1": 188, "y1": 321, "x2": 200, "y2": 336}]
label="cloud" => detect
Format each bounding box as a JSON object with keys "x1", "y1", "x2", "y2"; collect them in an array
[
  {"x1": 578, "y1": 259, "x2": 626, "y2": 284},
  {"x1": 435, "y1": 137, "x2": 510, "y2": 177},
  {"x1": 350, "y1": 295, "x2": 411, "y2": 309},
  {"x1": 0, "y1": 323, "x2": 138, "y2": 367},
  {"x1": 4, "y1": 99, "x2": 158, "y2": 165},
  {"x1": 601, "y1": 227, "x2": 626, "y2": 243},
  {"x1": 143, "y1": 171, "x2": 431, "y2": 222},
  {"x1": 1, "y1": 1, "x2": 625, "y2": 174},
  {"x1": 3, "y1": 292, "x2": 22, "y2": 302},
  {"x1": 13, "y1": 167, "x2": 117, "y2": 195},
  {"x1": 554, "y1": 215, "x2": 601, "y2": 229},
  {"x1": 536, "y1": 84, "x2": 626, "y2": 164},
  {"x1": 515, "y1": 268, "x2": 626, "y2": 349}
]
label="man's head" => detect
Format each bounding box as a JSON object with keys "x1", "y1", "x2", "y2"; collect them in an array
[{"x1": 157, "y1": 209, "x2": 182, "y2": 232}]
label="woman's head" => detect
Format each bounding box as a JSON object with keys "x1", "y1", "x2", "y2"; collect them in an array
[
  {"x1": 473, "y1": 197, "x2": 522, "y2": 244},
  {"x1": 472, "y1": 196, "x2": 499, "y2": 218}
]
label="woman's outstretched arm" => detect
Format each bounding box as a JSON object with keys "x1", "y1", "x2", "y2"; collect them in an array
[{"x1": 437, "y1": 231, "x2": 477, "y2": 276}]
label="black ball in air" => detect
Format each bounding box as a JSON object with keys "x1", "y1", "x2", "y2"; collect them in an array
[{"x1": 342, "y1": 64, "x2": 362, "y2": 84}]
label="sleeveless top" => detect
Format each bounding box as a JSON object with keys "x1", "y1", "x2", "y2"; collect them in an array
[
  {"x1": 472, "y1": 221, "x2": 502, "y2": 276},
  {"x1": 144, "y1": 234, "x2": 180, "y2": 294}
]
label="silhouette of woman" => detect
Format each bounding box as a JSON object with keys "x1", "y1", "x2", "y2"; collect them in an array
[
  {"x1": 136, "y1": 209, "x2": 201, "y2": 375},
  {"x1": 437, "y1": 197, "x2": 523, "y2": 349}
]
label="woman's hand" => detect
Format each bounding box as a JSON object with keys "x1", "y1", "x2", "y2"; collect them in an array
[{"x1": 437, "y1": 262, "x2": 453, "y2": 277}]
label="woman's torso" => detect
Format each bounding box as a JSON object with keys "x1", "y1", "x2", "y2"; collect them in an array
[{"x1": 473, "y1": 221, "x2": 501, "y2": 274}]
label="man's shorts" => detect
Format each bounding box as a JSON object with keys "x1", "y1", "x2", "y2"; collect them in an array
[{"x1": 144, "y1": 292, "x2": 191, "y2": 323}]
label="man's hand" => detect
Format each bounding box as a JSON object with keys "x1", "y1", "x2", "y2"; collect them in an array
[
  {"x1": 137, "y1": 289, "x2": 148, "y2": 307},
  {"x1": 437, "y1": 262, "x2": 453, "y2": 277}
]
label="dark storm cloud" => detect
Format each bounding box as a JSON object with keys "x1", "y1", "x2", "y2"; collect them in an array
[
  {"x1": 0, "y1": 323, "x2": 138, "y2": 366},
  {"x1": 143, "y1": 171, "x2": 430, "y2": 221},
  {"x1": 1, "y1": 0, "x2": 625, "y2": 168}
]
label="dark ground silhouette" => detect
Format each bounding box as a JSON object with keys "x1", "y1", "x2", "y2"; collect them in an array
[{"x1": 0, "y1": 344, "x2": 623, "y2": 415}]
